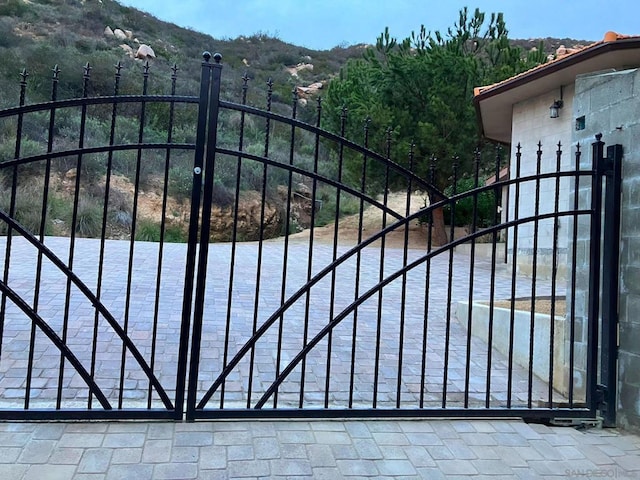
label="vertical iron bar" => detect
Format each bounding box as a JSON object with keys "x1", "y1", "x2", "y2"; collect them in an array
[
  {"x1": 504, "y1": 164, "x2": 509, "y2": 264},
  {"x1": 187, "y1": 52, "x2": 224, "y2": 417},
  {"x1": 246, "y1": 78, "x2": 273, "y2": 408},
  {"x1": 298, "y1": 97, "x2": 322, "y2": 408},
  {"x1": 600, "y1": 143, "x2": 622, "y2": 426},
  {"x1": 25, "y1": 65, "x2": 60, "y2": 409},
  {"x1": 118, "y1": 61, "x2": 150, "y2": 409},
  {"x1": 325, "y1": 106, "x2": 348, "y2": 408},
  {"x1": 181, "y1": 52, "x2": 214, "y2": 420},
  {"x1": 274, "y1": 84, "x2": 296, "y2": 408},
  {"x1": 348, "y1": 118, "x2": 370, "y2": 408},
  {"x1": 548, "y1": 142, "x2": 563, "y2": 407},
  {"x1": 57, "y1": 63, "x2": 91, "y2": 409},
  {"x1": 419, "y1": 156, "x2": 436, "y2": 408},
  {"x1": 507, "y1": 144, "x2": 522, "y2": 408},
  {"x1": 372, "y1": 128, "x2": 392, "y2": 408},
  {"x1": 485, "y1": 146, "x2": 502, "y2": 407},
  {"x1": 586, "y1": 134, "x2": 605, "y2": 413},
  {"x1": 442, "y1": 159, "x2": 459, "y2": 408},
  {"x1": 147, "y1": 64, "x2": 179, "y2": 409},
  {"x1": 0, "y1": 69, "x2": 29, "y2": 369},
  {"x1": 223, "y1": 73, "x2": 248, "y2": 407},
  {"x1": 89, "y1": 62, "x2": 122, "y2": 409},
  {"x1": 396, "y1": 142, "x2": 414, "y2": 408},
  {"x1": 569, "y1": 144, "x2": 581, "y2": 406},
  {"x1": 527, "y1": 142, "x2": 543, "y2": 409},
  {"x1": 464, "y1": 150, "x2": 481, "y2": 408}
]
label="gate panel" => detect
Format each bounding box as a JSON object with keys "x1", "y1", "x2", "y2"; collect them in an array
[
  {"x1": 0, "y1": 52, "x2": 621, "y2": 422},
  {"x1": 0, "y1": 59, "x2": 201, "y2": 419},
  {"x1": 184, "y1": 57, "x2": 616, "y2": 422}
]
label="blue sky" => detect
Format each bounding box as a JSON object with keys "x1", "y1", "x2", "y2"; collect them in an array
[{"x1": 117, "y1": 0, "x2": 640, "y2": 50}]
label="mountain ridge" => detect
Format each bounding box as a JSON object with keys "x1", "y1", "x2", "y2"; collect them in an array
[{"x1": 0, "y1": 0, "x2": 590, "y2": 110}]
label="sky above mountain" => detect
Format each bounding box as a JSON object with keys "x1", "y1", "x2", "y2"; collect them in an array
[{"x1": 117, "y1": 0, "x2": 639, "y2": 50}]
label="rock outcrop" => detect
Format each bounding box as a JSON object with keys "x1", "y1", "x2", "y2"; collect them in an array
[
  {"x1": 119, "y1": 44, "x2": 135, "y2": 58},
  {"x1": 113, "y1": 28, "x2": 127, "y2": 40},
  {"x1": 297, "y1": 82, "x2": 323, "y2": 96},
  {"x1": 135, "y1": 44, "x2": 156, "y2": 60},
  {"x1": 286, "y1": 63, "x2": 313, "y2": 78},
  {"x1": 209, "y1": 190, "x2": 282, "y2": 241}
]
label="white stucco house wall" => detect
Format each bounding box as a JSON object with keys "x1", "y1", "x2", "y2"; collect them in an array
[{"x1": 474, "y1": 31, "x2": 640, "y2": 278}]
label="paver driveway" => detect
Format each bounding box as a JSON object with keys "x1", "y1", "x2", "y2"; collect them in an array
[{"x1": 0, "y1": 235, "x2": 564, "y2": 413}]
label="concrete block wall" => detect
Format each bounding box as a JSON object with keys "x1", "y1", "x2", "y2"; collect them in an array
[{"x1": 573, "y1": 67, "x2": 640, "y2": 431}]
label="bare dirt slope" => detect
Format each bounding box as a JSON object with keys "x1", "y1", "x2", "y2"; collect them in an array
[{"x1": 292, "y1": 191, "x2": 431, "y2": 248}]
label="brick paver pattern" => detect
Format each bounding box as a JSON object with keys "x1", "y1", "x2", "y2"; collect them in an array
[
  {"x1": 1, "y1": 418, "x2": 639, "y2": 479},
  {"x1": 0, "y1": 234, "x2": 568, "y2": 412}
]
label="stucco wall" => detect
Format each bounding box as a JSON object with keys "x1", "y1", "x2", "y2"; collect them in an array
[
  {"x1": 572, "y1": 67, "x2": 640, "y2": 431},
  {"x1": 507, "y1": 85, "x2": 575, "y2": 278}
]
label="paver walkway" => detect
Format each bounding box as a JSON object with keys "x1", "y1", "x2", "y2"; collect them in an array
[
  {"x1": 1, "y1": 236, "x2": 564, "y2": 412},
  {"x1": 2, "y1": 236, "x2": 630, "y2": 479},
  {"x1": 1, "y1": 418, "x2": 639, "y2": 479}
]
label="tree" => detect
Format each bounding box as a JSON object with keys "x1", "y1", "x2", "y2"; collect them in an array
[{"x1": 322, "y1": 7, "x2": 546, "y2": 243}]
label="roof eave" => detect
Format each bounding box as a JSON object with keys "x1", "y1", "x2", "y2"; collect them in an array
[
  {"x1": 474, "y1": 38, "x2": 640, "y2": 144},
  {"x1": 476, "y1": 37, "x2": 640, "y2": 101}
]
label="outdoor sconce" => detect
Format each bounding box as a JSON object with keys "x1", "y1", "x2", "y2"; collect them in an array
[
  {"x1": 549, "y1": 99, "x2": 564, "y2": 118},
  {"x1": 550, "y1": 85, "x2": 564, "y2": 119}
]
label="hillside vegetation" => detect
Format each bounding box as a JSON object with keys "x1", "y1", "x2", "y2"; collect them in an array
[
  {"x1": 0, "y1": 0, "x2": 365, "y2": 110},
  {"x1": 0, "y1": 0, "x2": 374, "y2": 240},
  {"x1": 0, "y1": 0, "x2": 586, "y2": 243}
]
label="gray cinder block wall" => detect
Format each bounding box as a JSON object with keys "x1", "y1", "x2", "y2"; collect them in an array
[{"x1": 572, "y1": 67, "x2": 640, "y2": 431}]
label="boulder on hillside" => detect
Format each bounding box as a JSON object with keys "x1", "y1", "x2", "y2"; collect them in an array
[
  {"x1": 286, "y1": 63, "x2": 313, "y2": 78},
  {"x1": 120, "y1": 44, "x2": 135, "y2": 58},
  {"x1": 104, "y1": 26, "x2": 114, "y2": 37},
  {"x1": 135, "y1": 44, "x2": 156, "y2": 60},
  {"x1": 113, "y1": 28, "x2": 127, "y2": 40},
  {"x1": 296, "y1": 82, "x2": 324, "y2": 96}
]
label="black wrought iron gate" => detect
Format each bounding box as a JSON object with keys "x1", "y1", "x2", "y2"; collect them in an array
[{"x1": 0, "y1": 53, "x2": 622, "y2": 423}]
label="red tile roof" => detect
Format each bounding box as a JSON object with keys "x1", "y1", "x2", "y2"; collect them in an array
[{"x1": 474, "y1": 31, "x2": 640, "y2": 97}]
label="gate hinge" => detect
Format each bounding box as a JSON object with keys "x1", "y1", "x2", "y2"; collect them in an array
[{"x1": 596, "y1": 384, "x2": 609, "y2": 414}]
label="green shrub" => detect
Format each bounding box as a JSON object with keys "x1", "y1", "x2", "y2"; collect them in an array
[
  {"x1": 164, "y1": 223, "x2": 187, "y2": 243},
  {"x1": 74, "y1": 38, "x2": 93, "y2": 54},
  {"x1": 47, "y1": 192, "x2": 71, "y2": 217},
  {"x1": 0, "y1": 182, "x2": 44, "y2": 235},
  {"x1": 0, "y1": 19, "x2": 22, "y2": 48},
  {"x1": 135, "y1": 218, "x2": 186, "y2": 243},
  {"x1": 0, "y1": 0, "x2": 30, "y2": 17},
  {"x1": 74, "y1": 195, "x2": 103, "y2": 237},
  {"x1": 135, "y1": 217, "x2": 160, "y2": 242},
  {"x1": 314, "y1": 189, "x2": 361, "y2": 227},
  {"x1": 443, "y1": 176, "x2": 497, "y2": 228},
  {"x1": 168, "y1": 165, "x2": 193, "y2": 200}
]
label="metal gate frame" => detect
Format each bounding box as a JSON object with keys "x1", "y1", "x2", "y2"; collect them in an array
[
  {"x1": 0, "y1": 52, "x2": 622, "y2": 423},
  {"x1": 183, "y1": 54, "x2": 623, "y2": 422}
]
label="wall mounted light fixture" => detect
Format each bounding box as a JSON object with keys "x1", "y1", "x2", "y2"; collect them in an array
[
  {"x1": 549, "y1": 100, "x2": 564, "y2": 118},
  {"x1": 550, "y1": 86, "x2": 564, "y2": 118}
]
